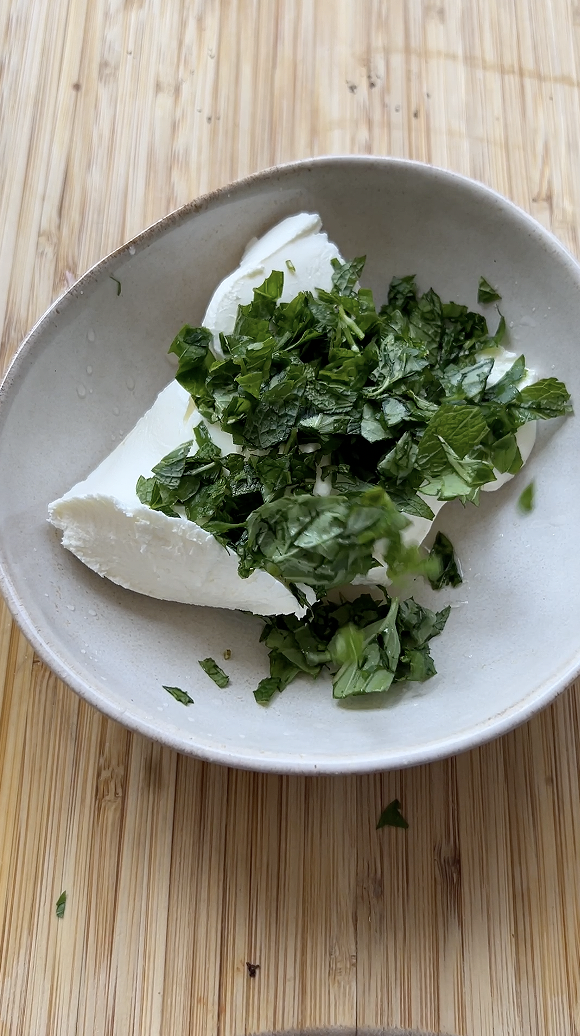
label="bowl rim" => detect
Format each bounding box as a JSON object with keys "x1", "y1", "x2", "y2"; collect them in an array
[{"x1": 1, "y1": 153, "x2": 580, "y2": 775}]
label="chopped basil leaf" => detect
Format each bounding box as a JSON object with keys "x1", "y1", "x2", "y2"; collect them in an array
[
  {"x1": 56, "y1": 891, "x2": 67, "y2": 918},
  {"x1": 477, "y1": 276, "x2": 502, "y2": 304},
  {"x1": 518, "y1": 480, "x2": 535, "y2": 513},
  {"x1": 428, "y1": 532, "x2": 463, "y2": 590},
  {"x1": 163, "y1": 684, "x2": 194, "y2": 705},
  {"x1": 377, "y1": 799, "x2": 409, "y2": 829},
  {"x1": 198, "y1": 657, "x2": 230, "y2": 688}
]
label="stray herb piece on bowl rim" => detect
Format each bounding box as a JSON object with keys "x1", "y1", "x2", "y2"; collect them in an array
[
  {"x1": 377, "y1": 799, "x2": 409, "y2": 829},
  {"x1": 198, "y1": 657, "x2": 230, "y2": 688},
  {"x1": 138, "y1": 260, "x2": 572, "y2": 703},
  {"x1": 163, "y1": 684, "x2": 194, "y2": 705}
]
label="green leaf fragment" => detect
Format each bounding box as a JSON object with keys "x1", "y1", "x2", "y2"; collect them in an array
[
  {"x1": 511, "y1": 379, "x2": 573, "y2": 423},
  {"x1": 198, "y1": 657, "x2": 230, "y2": 688},
  {"x1": 517, "y1": 480, "x2": 535, "y2": 513},
  {"x1": 56, "y1": 891, "x2": 67, "y2": 918},
  {"x1": 163, "y1": 684, "x2": 194, "y2": 705},
  {"x1": 477, "y1": 276, "x2": 502, "y2": 304},
  {"x1": 377, "y1": 799, "x2": 409, "y2": 829},
  {"x1": 428, "y1": 532, "x2": 463, "y2": 590},
  {"x1": 254, "y1": 677, "x2": 281, "y2": 704}
]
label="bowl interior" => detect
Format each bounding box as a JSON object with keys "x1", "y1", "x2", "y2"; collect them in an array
[{"x1": 1, "y1": 157, "x2": 579, "y2": 773}]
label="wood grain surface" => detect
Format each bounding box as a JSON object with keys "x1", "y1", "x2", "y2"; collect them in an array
[{"x1": 1, "y1": 2, "x2": 580, "y2": 1034}]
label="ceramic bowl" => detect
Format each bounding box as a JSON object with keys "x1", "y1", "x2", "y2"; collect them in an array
[{"x1": 0, "y1": 156, "x2": 579, "y2": 774}]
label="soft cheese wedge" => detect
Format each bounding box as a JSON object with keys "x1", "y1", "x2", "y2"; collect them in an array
[
  {"x1": 49, "y1": 213, "x2": 537, "y2": 612},
  {"x1": 49, "y1": 215, "x2": 343, "y2": 615}
]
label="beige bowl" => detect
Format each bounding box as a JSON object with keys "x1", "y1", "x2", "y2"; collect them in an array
[{"x1": 0, "y1": 156, "x2": 578, "y2": 774}]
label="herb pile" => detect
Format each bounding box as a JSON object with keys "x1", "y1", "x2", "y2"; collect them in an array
[
  {"x1": 138, "y1": 259, "x2": 572, "y2": 701},
  {"x1": 254, "y1": 592, "x2": 450, "y2": 703}
]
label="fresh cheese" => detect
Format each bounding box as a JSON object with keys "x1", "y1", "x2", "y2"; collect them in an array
[
  {"x1": 49, "y1": 214, "x2": 343, "y2": 616},
  {"x1": 49, "y1": 212, "x2": 537, "y2": 613}
]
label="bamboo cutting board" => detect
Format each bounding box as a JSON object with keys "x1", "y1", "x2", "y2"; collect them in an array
[{"x1": 2, "y1": 2, "x2": 580, "y2": 1034}]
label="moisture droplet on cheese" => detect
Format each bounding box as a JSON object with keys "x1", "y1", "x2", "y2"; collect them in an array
[{"x1": 49, "y1": 213, "x2": 537, "y2": 614}]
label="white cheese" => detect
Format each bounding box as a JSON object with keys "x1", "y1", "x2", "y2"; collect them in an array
[
  {"x1": 49, "y1": 212, "x2": 538, "y2": 613},
  {"x1": 49, "y1": 214, "x2": 343, "y2": 616}
]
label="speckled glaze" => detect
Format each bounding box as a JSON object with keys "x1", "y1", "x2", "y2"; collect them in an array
[{"x1": 1, "y1": 156, "x2": 579, "y2": 774}]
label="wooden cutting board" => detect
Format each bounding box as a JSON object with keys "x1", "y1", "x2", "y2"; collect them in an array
[{"x1": 2, "y1": 2, "x2": 580, "y2": 1034}]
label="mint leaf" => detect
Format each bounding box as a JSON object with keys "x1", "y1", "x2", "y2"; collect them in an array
[
  {"x1": 440, "y1": 357, "x2": 494, "y2": 402},
  {"x1": 428, "y1": 532, "x2": 462, "y2": 590},
  {"x1": 198, "y1": 658, "x2": 230, "y2": 688},
  {"x1": 151, "y1": 441, "x2": 193, "y2": 488},
  {"x1": 361, "y1": 403, "x2": 390, "y2": 442},
  {"x1": 331, "y1": 256, "x2": 366, "y2": 295},
  {"x1": 485, "y1": 355, "x2": 526, "y2": 404},
  {"x1": 490, "y1": 433, "x2": 523, "y2": 475},
  {"x1": 385, "y1": 274, "x2": 417, "y2": 314},
  {"x1": 377, "y1": 431, "x2": 418, "y2": 482},
  {"x1": 416, "y1": 404, "x2": 488, "y2": 476},
  {"x1": 510, "y1": 378, "x2": 573, "y2": 424},
  {"x1": 518, "y1": 480, "x2": 535, "y2": 513},
  {"x1": 254, "y1": 677, "x2": 281, "y2": 704},
  {"x1": 55, "y1": 891, "x2": 67, "y2": 918},
  {"x1": 478, "y1": 277, "x2": 502, "y2": 304},
  {"x1": 377, "y1": 799, "x2": 409, "y2": 829},
  {"x1": 163, "y1": 684, "x2": 194, "y2": 705},
  {"x1": 168, "y1": 325, "x2": 214, "y2": 397}
]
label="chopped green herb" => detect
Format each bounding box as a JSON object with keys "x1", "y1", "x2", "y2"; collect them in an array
[
  {"x1": 223, "y1": 648, "x2": 232, "y2": 660},
  {"x1": 199, "y1": 657, "x2": 230, "y2": 688},
  {"x1": 163, "y1": 684, "x2": 194, "y2": 705},
  {"x1": 477, "y1": 276, "x2": 501, "y2": 304},
  {"x1": 56, "y1": 891, "x2": 67, "y2": 918},
  {"x1": 377, "y1": 799, "x2": 409, "y2": 829},
  {"x1": 109, "y1": 275, "x2": 122, "y2": 296},
  {"x1": 518, "y1": 480, "x2": 535, "y2": 513},
  {"x1": 285, "y1": 259, "x2": 296, "y2": 273},
  {"x1": 254, "y1": 591, "x2": 449, "y2": 703},
  {"x1": 428, "y1": 531, "x2": 463, "y2": 590},
  {"x1": 137, "y1": 262, "x2": 571, "y2": 703},
  {"x1": 254, "y1": 677, "x2": 281, "y2": 704}
]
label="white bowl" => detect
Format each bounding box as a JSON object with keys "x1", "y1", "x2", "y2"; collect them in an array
[{"x1": 0, "y1": 156, "x2": 579, "y2": 774}]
